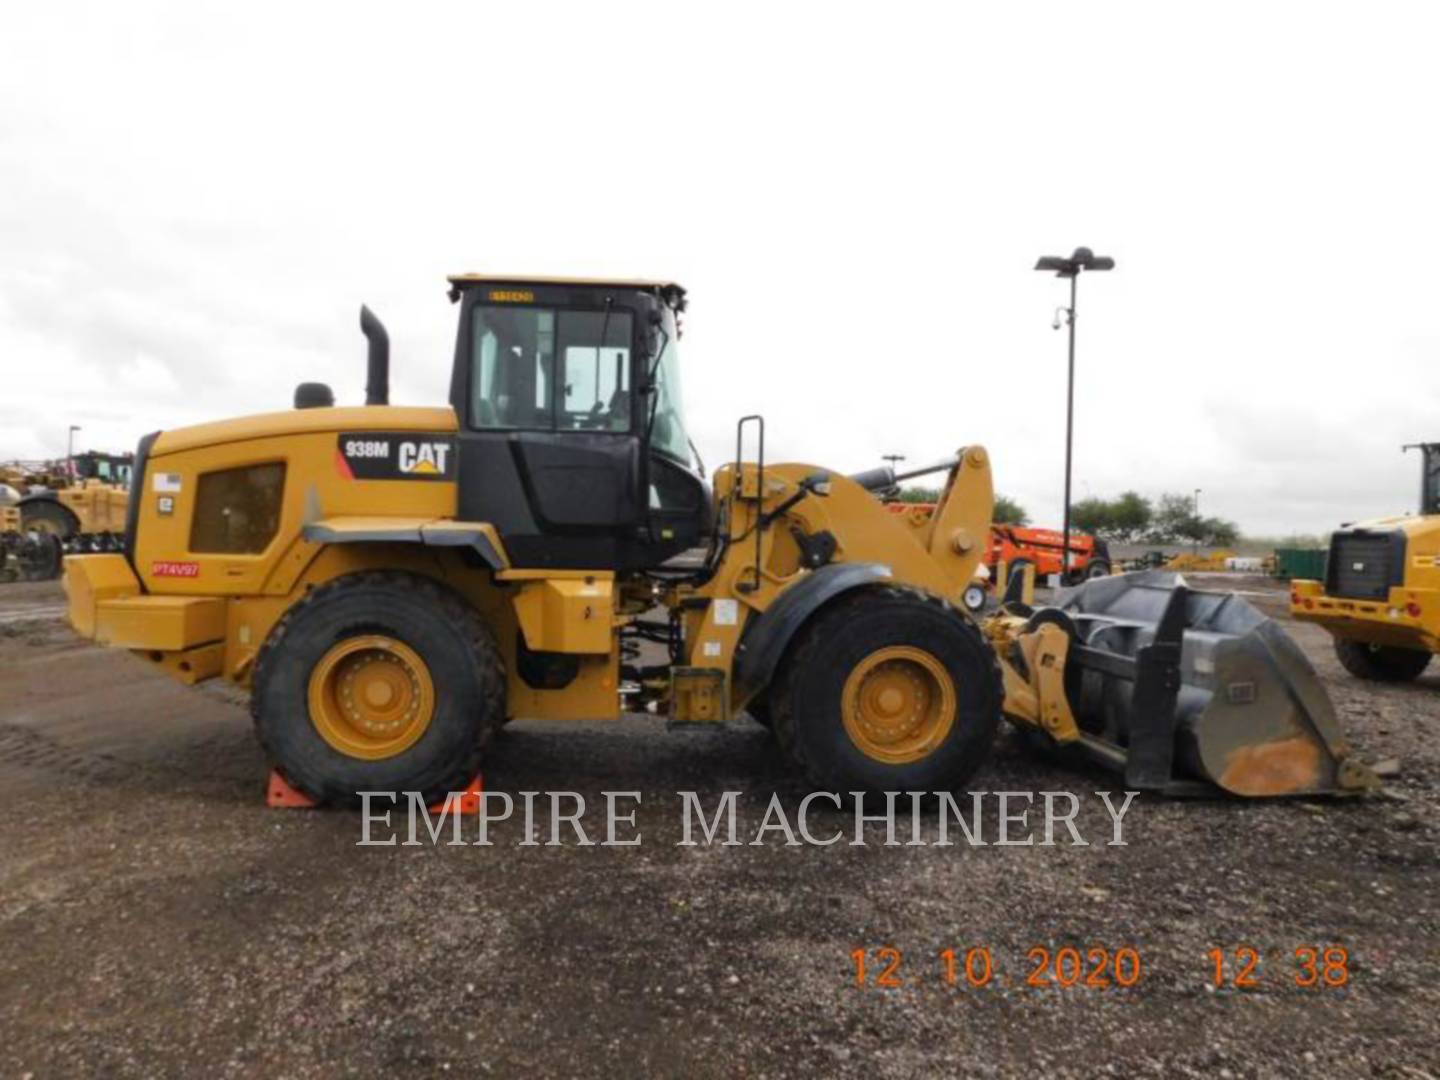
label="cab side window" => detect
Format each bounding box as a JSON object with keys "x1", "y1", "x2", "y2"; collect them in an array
[
  {"x1": 558, "y1": 310, "x2": 630, "y2": 432},
  {"x1": 471, "y1": 307, "x2": 555, "y2": 429}
]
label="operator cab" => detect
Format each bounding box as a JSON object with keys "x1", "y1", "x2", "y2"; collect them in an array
[
  {"x1": 1408, "y1": 442, "x2": 1440, "y2": 516},
  {"x1": 446, "y1": 275, "x2": 711, "y2": 570},
  {"x1": 72, "y1": 451, "x2": 135, "y2": 487}
]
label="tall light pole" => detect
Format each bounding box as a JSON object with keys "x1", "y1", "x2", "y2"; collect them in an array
[
  {"x1": 1034, "y1": 247, "x2": 1114, "y2": 581},
  {"x1": 1193, "y1": 488, "x2": 1203, "y2": 554},
  {"x1": 67, "y1": 424, "x2": 82, "y2": 480}
]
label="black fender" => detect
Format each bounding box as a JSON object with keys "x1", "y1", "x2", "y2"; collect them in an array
[
  {"x1": 732, "y1": 562, "x2": 895, "y2": 702},
  {"x1": 124, "y1": 431, "x2": 160, "y2": 570},
  {"x1": 301, "y1": 521, "x2": 506, "y2": 570},
  {"x1": 16, "y1": 491, "x2": 81, "y2": 534}
]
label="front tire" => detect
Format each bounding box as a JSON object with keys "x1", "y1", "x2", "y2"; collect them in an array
[
  {"x1": 251, "y1": 572, "x2": 505, "y2": 805},
  {"x1": 1334, "y1": 639, "x2": 1432, "y2": 683},
  {"x1": 772, "y1": 588, "x2": 1002, "y2": 792},
  {"x1": 21, "y1": 499, "x2": 79, "y2": 541},
  {"x1": 745, "y1": 694, "x2": 773, "y2": 730},
  {"x1": 18, "y1": 533, "x2": 63, "y2": 581}
]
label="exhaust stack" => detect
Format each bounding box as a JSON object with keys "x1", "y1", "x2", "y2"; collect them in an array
[{"x1": 361, "y1": 305, "x2": 389, "y2": 405}]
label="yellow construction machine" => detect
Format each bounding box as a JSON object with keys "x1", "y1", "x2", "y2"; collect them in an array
[
  {"x1": 1292, "y1": 441, "x2": 1440, "y2": 682},
  {"x1": 63, "y1": 276, "x2": 1376, "y2": 802},
  {"x1": 1164, "y1": 549, "x2": 1237, "y2": 573},
  {"x1": 1, "y1": 453, "x2": 131, "y2": 581}
]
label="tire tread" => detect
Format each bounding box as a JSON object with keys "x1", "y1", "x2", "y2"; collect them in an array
[
  {"x1": 250, "y1": 571, "x2": 505, "y2": 804},
  {"x1": 771, "y1": 585, "x2": 1001, "y2": 790},
  {"x1": 1334, "y1": 638, "x2": 1431, "y2": 683}
]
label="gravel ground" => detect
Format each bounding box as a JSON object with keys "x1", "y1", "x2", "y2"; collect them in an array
[{"x1": 1, "y1": 575, "x2": 1437, "y2": 1077}]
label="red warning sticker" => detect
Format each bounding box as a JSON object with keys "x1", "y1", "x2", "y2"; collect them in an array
[{"x1": 151, "y1": 560, "x2": 201, "y2": 578}]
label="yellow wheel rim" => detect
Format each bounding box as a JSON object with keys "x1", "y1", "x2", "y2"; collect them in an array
[
  {"x1": 841, "y1": 645, "x2": 957, "y2": 765},
  {"x1": 308, "y1": 635, "x2": 435, "y2": 760}
]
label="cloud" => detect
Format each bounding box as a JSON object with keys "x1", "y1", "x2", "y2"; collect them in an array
[{"x1": 2, "y1": 2, "x2": 1439, "y2": 539}]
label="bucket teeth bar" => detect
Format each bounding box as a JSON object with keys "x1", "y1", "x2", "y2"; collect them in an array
[{"x1": 1035, "y1": 571, "x2": 1378, "y2": 797}]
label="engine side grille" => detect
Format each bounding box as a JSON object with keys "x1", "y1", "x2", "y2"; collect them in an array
[{"x1": 1327, "y1": 531, "x2": 1400, "y2": 600}]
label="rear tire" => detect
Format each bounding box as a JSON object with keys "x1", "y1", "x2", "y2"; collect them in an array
[
  {"x1": 251, "y1": 572, "x2": 505, "y2": 805},
  {"x1": 1084, "y1": 559, "x2": 1111, "y2": 580},
  {"x1": 1334, "y1": 639, "x2": 1432, "y2": 682},
  {"x1": 772, "y1": 588, "x2": 1002, "y2": 792}
]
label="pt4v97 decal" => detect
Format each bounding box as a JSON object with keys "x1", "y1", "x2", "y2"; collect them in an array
[{"x1": 336, "y1": 433, "x2": 457, "y2": 481}]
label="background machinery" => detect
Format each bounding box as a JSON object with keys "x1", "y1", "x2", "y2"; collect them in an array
[
  {"x1": 62, "y1": 276, "x2": 1376, "y2": 801},
  {"x1": 884, "y1": 506, "x2": 1109, "y2": 603},
  {"x1": 1292, "y1": 441, "x2": 1440, "y2": 682},
  {"x1": 988, "y1": 522, "x2": 1110, "y2": 585},
  {"x1": 0, "y1": 452, "x2": 132, "y2": 581}
]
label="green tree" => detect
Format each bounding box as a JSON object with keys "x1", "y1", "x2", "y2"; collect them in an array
[
  {"x1": 1070, "y1": 496, "x2": 1111, "y2": 535},
  {"x1": 1144, "y1": 492, "x2": 1240, "y2": 545},
  {"x1": 895, "y1": 487, "x2": 1027, "y2": 525},
  {"x1": 1200, "y1": 516, "x2": 1240, "y2": 546},
  {"x1": 992, "y1": 494, "x2": 1029, "y2": 525},
  {"x1": 897, "y1": 486, "x2": 942, "y2": 503},
  {"x1": 1062, "y1": 489, "x2": 1237, "y2": 545},
  {"x1": 1149, "y1": 492, "x2": 1203, "y2": 543},
  {"x1": 1069, "y1": 491, "x2": 1151, "y2": 541},
  {"x1": 1109, "y1": 491, "x2": 1153, "y2": 541}
]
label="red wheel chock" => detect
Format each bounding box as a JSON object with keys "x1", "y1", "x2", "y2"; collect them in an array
[
  {"x1": 433, "y1": 775, "x2": 485, "y2": 815},
  {"x1": 265, "y1": 770, "x2": 319, "y2": 808},
  {"x1": 265, "y1": 770, "x2": 484, "y2": 813}
]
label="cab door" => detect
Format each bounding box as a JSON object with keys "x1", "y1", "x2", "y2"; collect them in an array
[{"x1": 454, "y1": 297, "x2": 644, "y2": 568}]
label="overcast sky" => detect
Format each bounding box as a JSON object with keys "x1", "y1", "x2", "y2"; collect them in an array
[{"x1": 3, "y1": 2, "x2": 1438, "y2": 536}]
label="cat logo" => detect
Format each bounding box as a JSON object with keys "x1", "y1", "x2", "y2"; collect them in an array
[
  {"x1": 398, "y1": 441, "x2": 451, "y2": 475},
  {"x1": 336, "y1": 432, "x2": 456, "y2": 482}
]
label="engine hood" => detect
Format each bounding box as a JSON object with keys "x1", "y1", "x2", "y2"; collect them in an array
[
  {"x1": 1341, "y1": 512, "x2": 1429, "y2": 538},
  {"x1": 151, "y1": 406, "x2": 458, "y2": 456}
]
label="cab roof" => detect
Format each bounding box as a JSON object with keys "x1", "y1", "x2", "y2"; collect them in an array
[{"x1": 447, "y1": 273, "x2": 684, "y2": 293}]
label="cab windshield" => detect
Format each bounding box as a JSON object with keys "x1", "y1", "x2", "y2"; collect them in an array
[{"x1": 647, "y1": 322, "x2": 691, "y2": 465}]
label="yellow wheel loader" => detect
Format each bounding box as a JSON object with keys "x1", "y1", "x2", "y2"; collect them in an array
[
  {"x1": 63, "y1": 276, "x2": 1376, "y2": 802},
  {"x1": 1292, "y1": 441, "x2": 1440, "y2": 682},
  {"x1": 19, "y1": 479, "x2": 129, "y2": 548},
  {"x1": 1, "y1": 452, "x2": 132, "y2": 581}
]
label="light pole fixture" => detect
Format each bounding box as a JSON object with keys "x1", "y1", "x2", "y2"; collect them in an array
[
  {"x1": 67, "y1": 424, "x2": 82, "y2": 479},
  {"x1": 1034, "y1": 247, "x2": 1115, "y2": 581}
]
